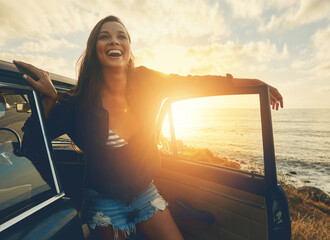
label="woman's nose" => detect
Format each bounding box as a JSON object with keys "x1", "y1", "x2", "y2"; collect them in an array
[{"x1": 108, "y1": 37, "x2": 119, "y2": 45}]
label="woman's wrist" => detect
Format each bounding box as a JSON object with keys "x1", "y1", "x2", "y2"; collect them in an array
[
  {"x1": 43, "y1": 95, "x2": 57, "y2": 103},
  {"x1": 42, "y1": 87, "x2": 58, "y2": 100},
  {"x1": 232, "y1": 78, "x2": 265, "y2": 87},
  {"x1": 254, "y1": 79, "x2": 266, "y2": 85},
  {"x1": 42, "y1": 93, "x2": 57, "y2": 117}
]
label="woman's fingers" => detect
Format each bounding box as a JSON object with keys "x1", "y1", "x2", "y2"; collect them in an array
[
  {"x1": 270, "y1": 93, "x2": 282, "y2": 110},
  {"x1": 269, "y1": 85, "x2": 283, "y2": 110},
  {"x1": 13, "y1": 60, "x2": 43, "y2": 79},
  {"x1": 274, "y1": 99, "x2": 280, "y2": 110},
  {"x1": 13, "y1": 60, "x2": 57, "y2": 99},
  {"x1": 273, "y1": 92, "x2": 283, "y2": 108},
  {"x1": 22, "y1": 74, "x2": 38, "y2": 88},
  {"x1": 271, "y1": 97, "x2": 276, "y2": 110},
  {"x1": 13, "y1": 60, "x2": 50, "y2": 84}
]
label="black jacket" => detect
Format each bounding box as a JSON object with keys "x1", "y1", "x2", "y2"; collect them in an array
[{"x1": 23, "y1": 66, "x2": 234, "y2": 203}]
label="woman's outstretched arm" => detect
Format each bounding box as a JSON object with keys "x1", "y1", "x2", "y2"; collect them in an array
[{"x1": 133, "y1": 66, "x2": 283, "y2": 111}]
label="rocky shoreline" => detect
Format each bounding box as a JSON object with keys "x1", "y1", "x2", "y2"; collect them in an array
[{"x1": 295, "y1": 186, "x2": 330, "y2": 206}]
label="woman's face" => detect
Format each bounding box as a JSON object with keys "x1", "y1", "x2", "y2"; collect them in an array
[{"x1": 96, "y1": 21, "x2": 131, "y2": 70}]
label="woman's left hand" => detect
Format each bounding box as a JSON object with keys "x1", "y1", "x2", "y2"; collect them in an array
[
  {"x1": 231, "y1": 76, "x2": 283, "y2": 110},
  {"x1": 268, "y1": 85, "x2": 283, "y2": 110}
]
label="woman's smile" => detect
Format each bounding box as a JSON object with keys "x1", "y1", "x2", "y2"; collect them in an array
[{"x1": 106, "y1": 49, "x2": 123, "y2": 57}]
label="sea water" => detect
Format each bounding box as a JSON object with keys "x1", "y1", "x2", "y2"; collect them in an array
[{"x1": 165, "y1": 107, "x2": 330, "y2": 194}]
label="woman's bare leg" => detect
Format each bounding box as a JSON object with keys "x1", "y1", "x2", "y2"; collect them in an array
[
  {"x1": 137, "y1": 208, "x2": 184, "y2": 240},
  {"x1": 90, "y1": 226, "x2": 125, "y2": 240}
]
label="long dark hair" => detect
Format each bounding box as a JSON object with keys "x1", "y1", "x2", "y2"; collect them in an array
[{"x1": 71, "y1": 15, "x2": 134, "y2": 108}]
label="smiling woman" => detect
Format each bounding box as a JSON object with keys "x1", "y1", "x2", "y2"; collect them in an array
[{"x1": 12, "y1": 15, "x2": 283, "y2": 240}]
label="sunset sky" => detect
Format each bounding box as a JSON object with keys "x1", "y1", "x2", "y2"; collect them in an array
[{"x1": 0, "y1": 0, "x2": 329, "y2": 108}]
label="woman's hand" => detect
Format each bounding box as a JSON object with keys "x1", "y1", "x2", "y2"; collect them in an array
[
  {"x1": 268, "y1": 85, "x2": 283, "y2": 110},
  {"x1": 232, "y1": 76, "x2": 283, "y2": 110},
  {"x1": 13, "y1": 60, "x2": 58, "y2": 117},
  {"x1": 13, "y1": 60, "x2": 57, "y2": 99}
]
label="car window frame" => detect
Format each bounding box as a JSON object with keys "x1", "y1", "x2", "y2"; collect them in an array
[
  {"x1": 0, "y1": 81, "x2": 64, "y2": 232},
  {"x1": 156, "y1": 84, "x2": 277, "y2": 189}
]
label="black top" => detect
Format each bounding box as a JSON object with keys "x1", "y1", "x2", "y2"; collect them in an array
[{"x1": 22, "y1": 66, "x2": 234, "y2": 203}]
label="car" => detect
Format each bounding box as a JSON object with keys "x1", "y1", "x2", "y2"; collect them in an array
[{"x1": 0, "y1": 60, "x2": 291, "y2": 240}]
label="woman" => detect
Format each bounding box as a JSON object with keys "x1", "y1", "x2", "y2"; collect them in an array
[{"x1": 14, "y1": 15, "x2": 283, "y2": 240}]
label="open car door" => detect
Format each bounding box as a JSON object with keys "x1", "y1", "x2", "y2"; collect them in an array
[{"x1": 154, "y1": 85, "x2": 291, "y2": 240}]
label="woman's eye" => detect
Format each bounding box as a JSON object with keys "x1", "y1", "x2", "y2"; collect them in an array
[
  {"x1": 118, "y1": 35, "x2": 127, "y2": 40},
  {"x1": 98, "y1": 35, "x2": 108, "y2": 40}
]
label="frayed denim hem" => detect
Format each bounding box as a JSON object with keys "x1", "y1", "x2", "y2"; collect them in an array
[
  {"x1": 133, "y1": 196, "x2": 169, "y2": 226},
  {"x1": 88, "y1": 212, "x2": 137, "y2": 240},
  {"x1": 88, "y1": 196, "x2": 168, "y2": 240},
  {"x1": 86, "y1": 182, "x2": 168, "y2": 239}
]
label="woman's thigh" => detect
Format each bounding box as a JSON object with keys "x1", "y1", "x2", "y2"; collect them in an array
[
  {"x1": 90, "y1": 226, "x2": 126, "y2": 240},
  {"x1": 137, "y1": 208, "x2": 184, "y2": 240}
]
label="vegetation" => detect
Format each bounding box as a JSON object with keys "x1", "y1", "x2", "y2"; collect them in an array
[
  {"x1": 181, "y1": 145, "x2": 241, "y2": 169},
  {"x1": 159, "y1": 135, "x2": 241, "y2": 169},
  {"x1": 281, "y1": 182, "x2": 329, "y2": 240}
]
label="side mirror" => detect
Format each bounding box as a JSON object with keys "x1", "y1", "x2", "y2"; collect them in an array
[
  {"x1": 16, "y1": 103, "x2": 31, "y2": 113},
  {"x1": 6, "y1": 103, "x2": 11, "y2": 110}
]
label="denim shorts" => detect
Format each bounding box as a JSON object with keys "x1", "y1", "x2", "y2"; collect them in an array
[{"x1": 86, "y1": 181, "x2": 168, "y2": 239}]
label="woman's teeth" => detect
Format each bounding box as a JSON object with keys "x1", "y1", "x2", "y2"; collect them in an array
[{"x1": 107, "y1": 49, "x2": 122, "y2": 56}]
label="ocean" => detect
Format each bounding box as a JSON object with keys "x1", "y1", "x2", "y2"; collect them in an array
[{"x1": 162, "y1": 105, "x2": 330, "y2": 194}]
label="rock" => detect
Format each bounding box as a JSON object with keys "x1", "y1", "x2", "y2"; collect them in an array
[{"x1": 297, "y1": 186, "x2": 330, "y2": 205}]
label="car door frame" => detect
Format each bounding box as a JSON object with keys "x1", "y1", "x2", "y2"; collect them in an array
[{"x1": 156, "y1": 85, "x2": 291, "y2": 240}]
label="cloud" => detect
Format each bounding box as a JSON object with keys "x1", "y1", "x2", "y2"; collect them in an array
[
  {"x1": 312, "y1": 24, "x2": 330, "y2": 64},
  {"x1": 0, "y1": 0, "x2": 228, "y2": 51},
  {"x1": 0, "y1": 0, "x2": 230, "y2": 79},
  {"x1": 287, "y1": 23, "x2": 330, "y2": 107},
  {"x1": 82, "y1": 0, "x2": 229, "y2": 44},
  {"x1": 291, "y1": 59, "x2": 312, "y2": 70},
  {"x1": 224, "y1": 0, "x2": 264, "y2": 19},
  {"x1": 225, "y1": 0, "x2": 330, "y2": 33},
  {"x1": 291, "y1": 23, "x2": 330, "y2": 77},
  {"x1": 224, "y1": 0, "x2": 293, "y2": 19},
  {"x1": 259, "y1": 0, "x2": 330, "y2": 32},
  {"x1": 16, "y1": 36, "x2": 79, "y2": 53},
  {"x1": 0, "y1": 0, "x2": 95, "y2": 40},
  {"x1": 135, "y1": 45, "x2": 193, "y2": 74},
  {"x1": 185, "y1": 40, "x2": 288, "y2": 74},
  {"x1": 134, "y1": 40, "x2": 289, "y2": 77},
  {"x1": 241, "y1": 41, "x2": 289, "y2": 61}
]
